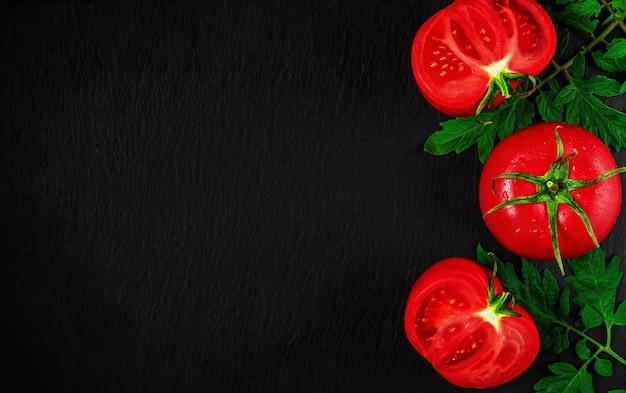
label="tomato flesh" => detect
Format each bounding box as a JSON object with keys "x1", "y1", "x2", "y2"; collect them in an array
[
  {"x1": 411, "y1": 0, "x2": 556, "y2": 117},
  {"x1": 404, "y1": 258, "x2": 539, "y2": 388},
  {"x1": 479, "y1": 122, "x2": 623, "y2": 265}
]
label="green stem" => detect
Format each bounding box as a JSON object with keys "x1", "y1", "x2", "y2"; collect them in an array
[
  {"x1": 536, "y1": 11, "x2": 626, "y2": 91},
  {"x1": 556, "y1": 320, "x2": 626, "y2": 366},
  {"x1": 601, "y1": 0, "x2": 626, "y2": 34}
]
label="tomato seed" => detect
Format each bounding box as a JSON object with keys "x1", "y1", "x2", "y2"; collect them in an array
[{"x1": 443, "y1": 334, "x2": 484, "y2": 364}]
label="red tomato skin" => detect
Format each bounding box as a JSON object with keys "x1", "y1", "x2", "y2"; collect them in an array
[
  {"x1": 411, "y1": 0, "x2": 556, "y2": 117},
  {"x1": 479, "y1": 122, "x2": 623, "y2": 261},
  {"x1": 404, "y1": 257, "x2": 540, "y2": 388}
]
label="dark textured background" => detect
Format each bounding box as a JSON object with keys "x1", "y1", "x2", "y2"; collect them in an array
[{"x1": 2, "y1": 0, "x2": 625, "y2": 392}]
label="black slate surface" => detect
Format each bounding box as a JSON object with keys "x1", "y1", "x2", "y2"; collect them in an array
[{"x1": 2, "y1": 1, "x2": 625, "y2": 392}]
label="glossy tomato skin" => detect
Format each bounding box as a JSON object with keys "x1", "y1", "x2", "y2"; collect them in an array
[
  {"x1": 479, "y1": 122, "x2": 623, "y2": 261},
  {"x1": 404, "y1": 257, "x2": 539, "y2": 388},
  {"x1": 411, "y1": 0, "x2": 556, "y2": 117}
]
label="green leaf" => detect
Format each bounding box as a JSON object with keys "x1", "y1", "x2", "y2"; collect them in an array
[
  {"x1": 570, "y1": 54, "x2": 586, "y2": 79},
  {"x1": 555, "y1": 25, "x2": 571, "y2": 56},
  {"x1": 560, "y1": 77, "x2": 626, "y2": 151},
  {"x1": 565, "y1": 250, "x2": 624, "y2": 325},
  {"x1": 555, "y1": 0, "x2": 601, "y2": 33},
  {"x1": 593, "y1": 358, "x2": 613, "y2": 377},
  {"x1": 575, "y1": 75, "x2": 624, "y2": 97},
  {"x1": 554, "y1": 84, "x2": 576, "y2": 105},
  {"x1": 612, "y1": 0, "x2": 626, "y2": 13},
  {"x1": 555, "y1": 11, "x2": 598, "y2": 33},
  {"x1": 424, "y1": 98, "x2": 534, "y2": 163},
  {"x1": 608, "y1": 390, "x2": 626, "y2": 393},
  {"x1": 580, "y1": 304, "x2": 603, "y2": 328},
  {"x1": 591, "y1": 51, "x2": 619, "y2": 72},
  {"x1": 423, "y1": 116, "x2": 486, "y2": 157},
  {"x1": 605, "y1": 38, "x2": 626, "y2": 71},
  {"x1": 522, "y1": 259, "x2": 543, "y2": 301},
  {"x1": 559, "y1": 287, "x2": 571, "y2": 319},
  {"x1": 614, "y1": 299, "x2": 626, "y2": 326},
  {"x1": 534, "y1": 362, "x2": 594, "y2": 393},
  {"x1": 592, "y1": 39, "x2": 626, "y2": 72},
  {"x1": 602, "y1": 13, "x2": 614, "y2": 26},
  {"x1": 542, "y1": 325, "x2": 570, "y2": 353},
  {"x1": 575, "y1": 339, "x2": 590, "y2": 360},
  {"x1": 537, "y1": 90, "x2": 564, "y2": 122},
  {"x1": 543, "y1": 270, "x2": 561, "y2": 312}
]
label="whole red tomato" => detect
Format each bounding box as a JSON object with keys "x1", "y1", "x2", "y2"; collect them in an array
[
  {"x1": 411, "y1": 0, "x2": 556, "y2": 117},
  {"x1": 479, "y1": 122, "x2": 625, "y2": 275},
  {"x1": 404, "y1": 257, "x2": 539, "y2": 388}
]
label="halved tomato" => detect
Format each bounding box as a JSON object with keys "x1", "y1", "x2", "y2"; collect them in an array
[
  {"x1": 411, "y1": 0, "x2": 557, "y2": 117},
  {"x1": 404, "y1": 257, "x2": 540, "y2": 388}
]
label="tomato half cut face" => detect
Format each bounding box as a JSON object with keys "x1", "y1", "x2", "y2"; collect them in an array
[
  {"x1": 411, "y1": 0, "x2": 556, "y2": 117},
  {"x1": 404, "y1": 257, "x2": 539, "y2": 388}
]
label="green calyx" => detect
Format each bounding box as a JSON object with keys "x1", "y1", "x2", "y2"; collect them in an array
[
  {"x1": 483, "y1": 126, "x2": 626, "y2": 276},
  {"x1": 478, "y1": 259, "x2": 521, "y2": 330},
  {"x1": 475, "y1": 68, "x2": 536, "y2": 116}
]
